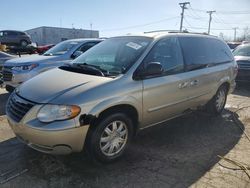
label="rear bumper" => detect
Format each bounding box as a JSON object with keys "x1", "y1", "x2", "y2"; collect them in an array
[{"x1": 7, "y1": 117, "x2": 90, "y2": 155}]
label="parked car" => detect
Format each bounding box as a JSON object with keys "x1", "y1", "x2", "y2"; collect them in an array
[
  {"x1": 0, "y1": 51, "x2": 15, "y2": 71},
  {"x1": 242, "y1": 41, "x2": 250, "y2": 44},
  {"x1": 6, "y1": 32, "x2": 237, "y2": 163},
  {"x1": 0, "y1": 51, "x2": 15, "y2": 85},
  {"x1": 0, "y1": 30, "x2": 32, "y2": 47},
  {"x1": 37, "y1": 44, "x2": 55, "y2": 54},
  {"x1": 227, "y1": 42, "x2": 241, "y2": 51},
  {"x1": 7, "y1": 43, "x2": 38, "y2": 55},
  {"x1": 2, "y1": 38, "x2": 103, "y2": 92},
  {"x1": 233, "y1": 43, "x2": 250, "y2": 82}
]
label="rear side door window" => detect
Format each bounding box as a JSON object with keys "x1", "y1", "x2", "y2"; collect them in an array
[
  {"x1": 178, "y1": 37, "x2": 233, "y2": 71},
  {"x1": 78, "y1": 42, "x2": 99, "y2": 53},
  {"x1": 143, "y1": 37, "x2": 184, "y2": 76}
]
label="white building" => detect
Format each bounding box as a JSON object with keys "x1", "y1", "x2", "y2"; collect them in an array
[{"x1": 26, "y1": 26, "x2": 99, "y2": 45}]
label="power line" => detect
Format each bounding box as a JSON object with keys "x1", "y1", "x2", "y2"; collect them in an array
[
  {"x1": 185, "y1": 26, "x2": 235, "y2": 30},
  {"x1": 99, "y1": 16, "x2": 179, "y2": 32},
  {"x1": 179, "y1": 2, "x2": 190, "y2": 32},
  {"x1": 214, "y1": 13, "x2": 250, "y2": 26},
  {"x1": 189, "y1": 8, "x2": 250, "y2": 15}
]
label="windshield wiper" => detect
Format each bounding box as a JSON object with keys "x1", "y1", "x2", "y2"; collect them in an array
[{"x1": 73, "y1": 63, "x2": 105, "y2": 76}]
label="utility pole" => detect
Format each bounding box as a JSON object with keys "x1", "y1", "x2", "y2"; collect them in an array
[
  {"x1": 233, "y1": 27, "x2": 238, "y2": 41},
  {"x1": 207, "y1": 10, "x2": 216, "y2": 34},
  {"x1": 179, "y1": 2, "x2": 190, "y2": 32},
  {"x1": 90, "y1": 22, "x2": 93, "y2": 38}
]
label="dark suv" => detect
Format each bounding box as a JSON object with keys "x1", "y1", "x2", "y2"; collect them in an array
[{"x1": 0, "y1": 30, "x2": 32, "y2": 46}]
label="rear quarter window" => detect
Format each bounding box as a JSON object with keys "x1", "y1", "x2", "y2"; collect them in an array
[{"x1": 179, "y1": 36, "x2": 233, "y2": 71}]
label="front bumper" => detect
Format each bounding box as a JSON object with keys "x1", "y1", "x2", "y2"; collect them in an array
[
  {"x1": 7, "y1": 116, "x2": 90, "y2": 155},
  {"x1": 3, "y1": 70, "x2": 38, "y2": 88}
]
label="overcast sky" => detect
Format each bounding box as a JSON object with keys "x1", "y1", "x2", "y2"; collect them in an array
[{"x1": 1, "y1": 0, "x2": 250, "y2": 39}]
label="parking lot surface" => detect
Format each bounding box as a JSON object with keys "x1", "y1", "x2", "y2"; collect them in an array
[{"x1": 0, "y1": 85, "x2": 250, "y2": 188}]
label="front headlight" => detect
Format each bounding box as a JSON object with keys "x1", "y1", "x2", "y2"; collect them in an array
[
  {"x1": 37, "y1": 104, "x2": 81, "y2": 123},
  {"x1": 12, "y1": 64, "x2": 38, "y2": 71}
]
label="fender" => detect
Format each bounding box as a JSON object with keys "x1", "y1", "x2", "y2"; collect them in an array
[{"x1": 88, "y1": 95, "x2": 142, "y2": 123}]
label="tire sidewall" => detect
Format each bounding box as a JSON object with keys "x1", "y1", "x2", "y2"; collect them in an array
[
  {"x1": 20, "y1": 40, "x2": 28, "y2": 47},
  {"x1": 88, "y1": 113, "x2": 133, "y2": 163},
  {"x1": 212, "y1": 85, "x2": 227, "y2": 114}
]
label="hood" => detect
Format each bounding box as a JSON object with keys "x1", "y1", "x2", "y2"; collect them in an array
[
  {"x1": 5, "y1": 54, "x2": 63, "y2": 66},
  {"x1": 234, "y1": 56, "x2": 250, "y2": 62},
  {"x1": 18, "y1": 68, "x2": 112, "y2": 103}
]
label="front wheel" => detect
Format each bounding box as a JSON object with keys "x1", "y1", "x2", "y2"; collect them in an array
[
  {"x1": 86, "y1": 113, "x2": 133, "y2": 163},
  {"x1": 206, "y1": 85, "x2": 228, "y2": 115},
  {"x1": 20, "y1": 40, "x2": 28, "y2": 47}
]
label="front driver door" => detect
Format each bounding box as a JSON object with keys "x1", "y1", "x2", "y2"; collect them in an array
[{"x1": 141, "y1": 37, "x2": 194, "y2": 127}]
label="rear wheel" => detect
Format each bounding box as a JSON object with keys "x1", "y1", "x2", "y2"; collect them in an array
[
  {"x1": 206, "y1": 85, "x2": 228, "y2": 115},
  {"x1": 86, "y1": 113, "x2": 133, "y2": 163}
]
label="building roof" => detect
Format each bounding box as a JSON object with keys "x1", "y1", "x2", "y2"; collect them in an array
[{"x1": 26, "y1": 26, "x2": 98, "y2": 32}]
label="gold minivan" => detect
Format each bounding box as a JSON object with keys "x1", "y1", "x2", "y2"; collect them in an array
[{"x1": 6, "y1": 32, "x2": 237, "y2": 162}]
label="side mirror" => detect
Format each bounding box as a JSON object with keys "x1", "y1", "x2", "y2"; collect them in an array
[
  {"x1": 71, "y1": 51, "x2": 83, "y2": 59},
  {"x1": 134, "y1": 62, "x2": 163, "y2": 80},
  {"x1": 145, "y1": 62, "x2": 163, "y2": 76}
]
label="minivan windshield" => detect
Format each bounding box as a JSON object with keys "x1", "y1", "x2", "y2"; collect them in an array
[
  {"x1": 233, "y1": 45, "x2": 250, "y2": 57},
  {"x1": 44, "y1": 40, "x2": 80, "y2": 56},
  {"x1": 71, "y1": 37, "x2": 152, "y2": 76}
]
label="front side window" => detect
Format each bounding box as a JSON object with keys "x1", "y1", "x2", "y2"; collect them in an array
[
  {"x1": 233, "y1": 45, "x2": 250, "y2": 57},
  {"x1": 0, "y1": 32, "x2": 3, "y2": 37},
  {"x1": 7, "y1": 31, "x2": 18, "y2": 36},
  {"x1": 143, "y1": 37, "x2": 184, "y2": 75},
  {"x1": 71, "y1": 37, "x2": 152, "y2": 76},
  {"x1": 44, "y1": 41, "x2": 81, "y2": 56}
]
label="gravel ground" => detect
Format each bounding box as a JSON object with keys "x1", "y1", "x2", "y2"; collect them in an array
[{"x1": 0, "y1": 84, "x2": 250, "y2": 188}]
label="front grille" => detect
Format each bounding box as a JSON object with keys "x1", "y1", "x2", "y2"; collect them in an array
[
  {"x1": 3, "y1": 70, "x2": 12, "y2": 81},
  {"x1": 2, "y1": 66, "x2": 13, "y2": 81},
  {"x1": 6, "y1": 93, "x2": 34, "y2": 122},
  {"x1": 237, "y1": 60, "x2": 250, "y2": 70}
]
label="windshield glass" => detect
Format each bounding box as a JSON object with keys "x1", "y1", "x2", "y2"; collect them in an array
[
  {"x1": 233, "y1": 45, "x2": 250, "y2": 56},
  {"x1": 43, "y1": 40, "x2": 80, "y2": 56},
  {"x1": 71, "y1": 37, "x2": 152, "y2": 76}
]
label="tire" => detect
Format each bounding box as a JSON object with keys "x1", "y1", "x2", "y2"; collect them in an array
[
  {"x1": 86, "y1": 113, "x2": 133, "y2": 163},
  {"x1": 20, "y1": 40, "x2": 28, "y2": 47},
  {"x1": 5, "y1": 85, "x2": 15, "y2": 93},
  {"x1": 206, "y1": 85, "x2": 228, "y2": 115}
]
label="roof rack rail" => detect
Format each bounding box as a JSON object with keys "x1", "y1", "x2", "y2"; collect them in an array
[
  {"x1": 144, "y1": 30, "x2": 179, "y2": 34},
  {"x1": 144, "y1": 30, "x2": 210, "y2": 36}
]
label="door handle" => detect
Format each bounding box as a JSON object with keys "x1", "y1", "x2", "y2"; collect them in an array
[
  {"x1": 190, "y1": 80, "x2": 199, "y2": 86},
  {"x1": 178, "y1": 82, "x2": 189, "y2": 89}
]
